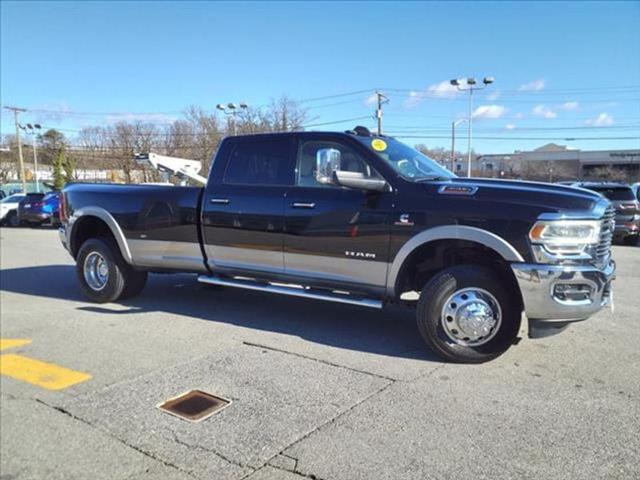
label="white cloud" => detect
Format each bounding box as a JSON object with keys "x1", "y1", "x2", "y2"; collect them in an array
[
  {"x1": 404, "y1": 91, "x2": 424, "y2": 108},
  {"x1": 519, "y1": 79, "x2": 546, "y2": 91},
  {"x1": 472, "y1": 105, "x2": 507, "y2": 119},
  {"x1": 505, "y1": 123, "x2": 516, "y2": 130},
  {"x1": 532, "y1": 104, "x2": 557, "y2": 119},
  {"x1": 585, "y1": 112, "x2": 614, "y2": 126},
  {"x1": 364, "y1": 93, "x2": 378, "y2": 106},
  {"x1": 514, "y1": 112, "x2": 524, "y2": 119},
  {"x1": 559, "y1": 101, "x2": 579, "y2": 111},
  {"x1": 486, "y1": 90, "x2": 501, "y2": 101},
  {"x1": 404, "y1": 80, "x2": 460, "y2": 108},
  {"x1": 30, "y1": 101, "x2": 73, "y2": 123},
  {"x1": 427, "y1": 80, "x2": 461, "y2": 98}
]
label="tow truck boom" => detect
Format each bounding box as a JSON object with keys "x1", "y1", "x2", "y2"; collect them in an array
[{"x1": 134, "y1": 152, "x2": 207, "y2": 185}]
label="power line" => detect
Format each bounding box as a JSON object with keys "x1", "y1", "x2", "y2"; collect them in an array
[
  {"x1": 390, "y1": 134, "x2": 640, "y2": 141},
  {"x1": 295, "y1": 89, "x2": 373, "y2": 104},
  {"x1": 385, "y1": 124, "x2": 640, "y2": 132},
  {"x1": 303, "y1": 116, "x2": 371, "y2": 128},
  {"x1": 382, "y1": 85, "x2": 640, "y2": 94}
]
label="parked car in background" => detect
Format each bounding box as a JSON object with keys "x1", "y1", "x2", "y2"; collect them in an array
[
  {"x1": 0, "y1": 193, "x2": 26, "y2": 227},
  {"x1": 572, "y1": 182, "x2": 640, "y2": 245},
  {"x1": 40, "y1": 191, "x2": 62, "y2": 226},
  {"x1": 17, "y1": 192, "x2": 46, "y2": 227},
  {"x1": 16, "y1": 191, "x2": 61, "y2": 227}
]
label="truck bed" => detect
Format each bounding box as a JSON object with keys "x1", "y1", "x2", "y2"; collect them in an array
[{"x1": 64, "y1": 183, "x2": 206, "y2": 272}]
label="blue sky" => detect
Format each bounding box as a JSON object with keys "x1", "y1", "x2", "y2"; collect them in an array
[{"x1": 1, "y1": 1, "x2": 639, "y2": 154}]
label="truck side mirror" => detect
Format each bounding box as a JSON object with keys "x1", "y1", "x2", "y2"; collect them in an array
[
  {"x1": 316, "y1": 148, "x2": 341, "y2": 185},
  {"x1": 334, "y1": 170, "x2": 389, "y2": 192}
]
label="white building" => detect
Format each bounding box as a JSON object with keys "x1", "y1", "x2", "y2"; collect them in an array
[{"x1": 470, "y1": 144, "x2": 640, "y2": 180}]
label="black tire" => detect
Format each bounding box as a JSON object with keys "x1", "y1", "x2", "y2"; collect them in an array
[
  {"x1": 623, "y1": 235, "x2": 639, "y2": 246},
  {"x1": 416, "y1": 265, "x2": 521, "y2": 364},
  {"x1": 76, "y1": 238, "x2": 144, "y2": 303},
  {"x1": 6, "y1": 211, "x2": 19, "y2": 228},
  {"x1": 120, "y1": 270, "x2": 148, "y2": 299}
]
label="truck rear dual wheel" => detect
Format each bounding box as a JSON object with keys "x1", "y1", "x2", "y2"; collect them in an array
[
  {"x1": 76, "y1": 238, "x2": 148, "y2": 303},
  {"x1": 417, "y1": 265, "x2": 521, "y2": 363}
]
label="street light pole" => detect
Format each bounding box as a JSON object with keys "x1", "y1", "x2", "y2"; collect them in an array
[
  {"x1": 24, "y1": 124, "x2": 42, "y2": 192},
  {"x1": 216, "y1": 102, "x2": 248, "y2": 136},
  {"x1": 451, "y1": 119, "x2": 467, "y2": 172},
  {"x1": 450, "y1": 77, "x2": 494, "y2": 178},
  {"x1": 467, "y1": 88, "x2": 473, "y2": 178},
  {"x1": 32, "y1": 134, "x2": 39, "y2": 192},
  {"x1": 20, "y1": 123, "x2": 42, "y2": 192}
]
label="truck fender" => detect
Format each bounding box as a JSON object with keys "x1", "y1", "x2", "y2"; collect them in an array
[
  {"x1": 69, "y1": 207, "x2": 134, "y2": 265},
  {"x1": 386, "y1": 225, "x2": 525, "y2": 297}
]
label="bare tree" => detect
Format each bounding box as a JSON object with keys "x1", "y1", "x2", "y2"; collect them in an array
[{"x1": 585, "y1": 165, "x2": 631, "y2": 183}]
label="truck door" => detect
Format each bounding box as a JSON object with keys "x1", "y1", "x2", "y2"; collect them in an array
[
  {"x1": 201, "y1": 136, "x2": 295, "y2": 274},
  {"x1": 284, "y1": 135, "x2": 393, "y2": 292}
]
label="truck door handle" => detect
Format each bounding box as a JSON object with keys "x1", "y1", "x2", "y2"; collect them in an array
[
  {"x1": 291, "y1": 202, "x2": 316, "y2": 209},
  {"x1": 210, "y1": 198, "x2": 230, "y2": 205}
]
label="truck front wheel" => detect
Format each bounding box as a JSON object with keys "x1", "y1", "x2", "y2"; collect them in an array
[
  {"x1": 76, "y1": 238, "x2": 146, "y2": 303},
  {"x1": 416, "y1": 265, "x2": 521, "y2": 363}
]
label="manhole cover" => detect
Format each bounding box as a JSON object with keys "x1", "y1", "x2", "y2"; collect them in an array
[{"x1": 158, "y1": 390, "x2": 231, "y2": 422}]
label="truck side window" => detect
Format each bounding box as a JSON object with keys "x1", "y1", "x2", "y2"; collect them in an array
[
  {"x1": 296, "y1": 141, "x2": 381, "y2": 187},
  {"x1": 224, "y1": 140, "x2": 292, "y2": 186}
]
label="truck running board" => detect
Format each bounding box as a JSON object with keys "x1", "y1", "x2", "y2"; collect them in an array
[{"x1": 197, "y1": 275, "x2": 383, "y2": 309}]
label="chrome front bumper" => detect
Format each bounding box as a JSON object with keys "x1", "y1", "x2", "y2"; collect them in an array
[
  {"x1": 512, "y1": 260, "x2": 615, "y2": 323},
  {"x1": 58, "y1": 225, "x2": 69, "y2": 252}
]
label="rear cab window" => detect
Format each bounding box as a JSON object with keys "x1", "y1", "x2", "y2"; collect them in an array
[{"x1": 223, "y1": 139, "x2": 294, "y2": 186}]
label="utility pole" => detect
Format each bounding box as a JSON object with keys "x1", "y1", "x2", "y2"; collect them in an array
[
  {"x1": 4, "y1": 106, "x2": 27, "y2": 192},
  {"x1": 450, "y1": 77, "x2": 494, "y2": 177},
  {"x1": 375, "y1": 91, "x2": 389, "y2": 135}
]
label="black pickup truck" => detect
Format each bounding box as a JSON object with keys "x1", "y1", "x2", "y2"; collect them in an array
[{"x1": 58, "y1": 128, "x2": 616, "y2": 363}]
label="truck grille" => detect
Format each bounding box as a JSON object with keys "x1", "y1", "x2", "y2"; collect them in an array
[{"x1": 596, "y1": 205, "x2": 615, "y2": 265}]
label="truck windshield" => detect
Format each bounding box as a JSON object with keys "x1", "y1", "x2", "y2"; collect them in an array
[{"x1": 355, "y1": 136, "x2": 455, "y2": 181}]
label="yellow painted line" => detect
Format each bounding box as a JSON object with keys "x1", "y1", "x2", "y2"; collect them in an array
[
  {"x1": 0, "y1": 338, "x2": 32, "y2": 351},
  {"x1": 0, "y1": 354, "x2": 91, "y2": 390}
]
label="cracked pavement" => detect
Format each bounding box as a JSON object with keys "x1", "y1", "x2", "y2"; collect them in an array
[{"x1": 1, "y1": 228, "x2": 639, "y2": 479}]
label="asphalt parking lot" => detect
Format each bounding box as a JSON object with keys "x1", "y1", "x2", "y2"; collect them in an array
[{"x1": 1, "y1": 227, "x2": 639, "y2": 480}]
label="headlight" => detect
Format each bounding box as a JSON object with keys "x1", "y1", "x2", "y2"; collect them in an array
[{"x1": 529, "y1": 220, "x2": 601, "y2": 255}]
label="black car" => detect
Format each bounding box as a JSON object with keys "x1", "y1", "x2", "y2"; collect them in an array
[
  {"x1": 17, "y1": 192, "x2": 46, "y2": 226},
  {"x1": 572, "y1": 182, "x2": 640, "y2": 245}
]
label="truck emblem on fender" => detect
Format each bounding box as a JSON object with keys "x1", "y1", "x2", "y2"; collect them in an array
[
  {"x1": 345, "y1": 251, "x2": 376, "y2": 259},
  {"x1": 395, "y1": 213, "x2": 414, "y2": 226}
]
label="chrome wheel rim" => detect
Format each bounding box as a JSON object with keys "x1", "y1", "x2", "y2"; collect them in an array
[
  {"x1": 84, "y1": 252, "x2": 109, "y2": 291},
  {"x1": 441, "y1": 288, "x2": 502, "y2": 346}
]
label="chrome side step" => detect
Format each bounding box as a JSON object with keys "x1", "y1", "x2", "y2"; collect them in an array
[{"x1": 197, "y1": 275, "x2": 383, "y2": 309}]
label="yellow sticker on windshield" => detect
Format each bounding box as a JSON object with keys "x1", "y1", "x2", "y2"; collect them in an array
[{"x1": 371, "y1": 139, "x2": 387, "y2": 151}]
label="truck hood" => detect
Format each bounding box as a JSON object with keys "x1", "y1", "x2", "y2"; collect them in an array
[{"x1": 430, "y1": 177, "x2": 605, "y2": 216}]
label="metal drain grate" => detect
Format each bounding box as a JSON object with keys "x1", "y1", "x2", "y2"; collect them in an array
[{"x1": 158, "y1": 390, "x2": 231, "y2": 422}]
